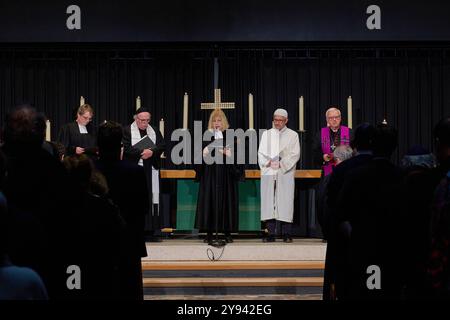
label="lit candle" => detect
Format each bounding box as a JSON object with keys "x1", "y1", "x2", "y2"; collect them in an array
[
  {"x1": 136, "y1": 96, "x2": 141, "y2": 110},
  {"x1": 347, "y1": 96, "x2": 353, "y2": 129},
  {"x1": 183, "y1": 92, "x2": 188, "y2": 129},
  {"x1": 299, "y1": 96, "x2": 304, "y2": 132},
  {"x1": 160, "y1": 118, "x2": 165, "y2": 138},
  {"x1": 80, "y1": 96, "x2": 85, "y2": 106},
  {"x1": 46, "y1": 120, "x2": 51, "y2": 142},
  {"x1": 249, "y1": 93, "x2": 254, "y2": 129}
]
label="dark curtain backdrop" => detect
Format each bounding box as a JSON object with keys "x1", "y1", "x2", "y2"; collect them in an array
[
  {"x1": 1, "y1": 43, "x2": 449, "y2": 167},
  {"x1": 1, "y1": 43, "x2": 450, "y2": 236}
]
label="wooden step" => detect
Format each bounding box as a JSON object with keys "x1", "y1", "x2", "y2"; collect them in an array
[
  {"x1": 142, "y1": 261, "x2": 324, "y2": 271},
  {"x1": 143, "y1": 277, "x2": 323, "y2": 287}
]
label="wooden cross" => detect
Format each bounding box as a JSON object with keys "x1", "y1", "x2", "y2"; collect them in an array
[{"x1": 200, "y1": 89, "x2": 235, "y2": 110}]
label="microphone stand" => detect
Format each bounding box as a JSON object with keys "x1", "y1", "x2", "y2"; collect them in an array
[{"x1": 210, "y1": 134, "x2": 226, "y2": 248}]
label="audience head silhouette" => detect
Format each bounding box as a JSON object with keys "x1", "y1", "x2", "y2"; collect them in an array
[
  {"x1": 373, "y1": 123, "x2": 398, "y2": 158},
  {"x1": 97, "y1": 121, "x2": 123, "y2": 160},
  {"x1": 2, "y1": 104, "x2": 46, "y2": 150},
  {"x1": 350, "y1": 123, "x2": 376, "y2": 152}
]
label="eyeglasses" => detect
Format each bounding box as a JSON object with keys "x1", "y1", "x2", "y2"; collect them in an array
[
  {"x1": 327, "y1": 116, "x2": 341, "y2": 120},
  {"x1": 81, "y1": 115, "x2": 92, "y2": 121},
  {"x1": 137, "y1": 118, "x2": 150, "y2": 123}
]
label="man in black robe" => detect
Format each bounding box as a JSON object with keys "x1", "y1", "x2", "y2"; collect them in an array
[
  {"x1": 57, "y1": 104, "x2": 97, "y2": 159},
  {"x1": 123, "y1": 107, "x2": 166, "y2": 242}
]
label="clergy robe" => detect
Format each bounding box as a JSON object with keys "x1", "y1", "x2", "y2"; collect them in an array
[
  {"x1": 313, "y1": 126, "x2": 350, "y2": 176},
  {"x1": 123, "y1": 122, "x2": 166, "y2": 232},
  {"x1": 57, "y1": 121, "x2": 97, "y2": 158},
  {"x1": 195, "y1": 130, "x2": 244, "y2": 233},
  {"x1": 258, "y1": 126, "x2": 300, "y2": 223}
]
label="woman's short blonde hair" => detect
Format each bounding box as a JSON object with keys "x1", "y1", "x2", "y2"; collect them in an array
[{"x1": 207, "y1": 108, "x2": 230, "y2": 130}]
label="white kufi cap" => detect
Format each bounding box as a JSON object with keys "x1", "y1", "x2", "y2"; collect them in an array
[{"x1": 273, "y1": 108, "x2": 288, "y2": 118}]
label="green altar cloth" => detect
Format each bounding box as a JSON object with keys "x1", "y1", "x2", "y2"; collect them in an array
[{"x1": 176, "y1": 180, "x2": 261, "y2": 231}]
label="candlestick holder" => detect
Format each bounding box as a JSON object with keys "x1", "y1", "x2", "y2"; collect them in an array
[{"x1": 298, "y1": 130, "x2": 306, "y2": 169}]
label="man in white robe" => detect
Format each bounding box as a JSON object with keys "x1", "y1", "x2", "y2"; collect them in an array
[{"x1": 258, "y1": 108, "x2": 300, "y2": 242}]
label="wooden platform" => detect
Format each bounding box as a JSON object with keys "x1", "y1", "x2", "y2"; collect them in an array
[
  {"x1": 142, "y1": 239, "x2": 325, "y2": 299},
  {"x1": 160, "y1": 169, "x2": 321, "y2": 179},
  {"x1": 143, "y1": 277, "x2": 323, "y2": 288},
  {"x1": 144, "y1": 239, "x2": 326, "y2": 261},
  {"x1": 142, "y1": 260, "x2": 325, "y2": 270}
]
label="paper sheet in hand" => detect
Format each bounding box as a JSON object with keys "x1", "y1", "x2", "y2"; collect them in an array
[
  {"x1": 260, "y1": 129, "x2": 280, "y2": 161},
  {"x1": 132, "y1": 135, "x2": 155, "y2": 151},
  {"x1": 206, "y1": 138, "x2": 228, "y2": 151}
]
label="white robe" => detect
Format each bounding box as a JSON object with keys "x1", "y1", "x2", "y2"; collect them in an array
[
  {"x1": 130, "y1": 121, "x2": 160, "y2": 204},
  {"x1": 258, "y1": 126, "x2": 300, "y2": 223}
]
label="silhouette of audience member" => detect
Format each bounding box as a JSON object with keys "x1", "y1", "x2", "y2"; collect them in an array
[
  {"x1": 42, "y1": 141, "x2": 65, "y2": 162},
  {"x1": 337, "y1": 124, "x2": 403, "y2": 300},
  {"x1": 323, "y1": 123, "x2": 376, "y2": 300},
  {"x1": 317, "y1": 145, "x2": 354, "y2": 240},
  {"x1": 96, "y1": 121, "x2": 148, "y2": 300},
  {"x1": 427, "y1": 117, "x2": 450, "y2": 298},
  {"x1": 0, "y1": 149, "x2": 48, "y2": 300},
  {"x1": 317, "y1": 145, "x2": 353, "y2": 300},
  {"x1": 1, "y1": 105, "x2": 72, "y2": 299},
  {"x1": 401, "y1": 145, "x2": 436, "y2": 171},
  {"x1": 401, "y1": 146, "x2": 437, "y2": 299},
  {"x1": 63, "y1": 154, "x2": 125, "y2": 300}
]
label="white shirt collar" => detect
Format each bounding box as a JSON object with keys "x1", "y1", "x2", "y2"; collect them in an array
[{"x1": 78, "y1": 123, "x2": 88, "y2": 134}]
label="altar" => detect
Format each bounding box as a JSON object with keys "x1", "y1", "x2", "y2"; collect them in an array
[{"x1": 160, "y1": 169, "x2": 322, "y2": 234}]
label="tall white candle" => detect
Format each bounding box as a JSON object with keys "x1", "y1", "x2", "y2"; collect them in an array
[
  {"x1": 249, "y1": 93, "x2": 254, "y2": 129},
  {"x1": 136, "y1": 96, "x2": 141, "y2": 110},
  {"x1": 299, "y1": 96, "x2": 304, "y2": 132},
  {"x1": 80, "y1": 96, "x2": 85, "y2": 106},
  {"x1": 160, "y1": 118, "x2": 165, "y2": 138},
  {"x1": 160, "y1": 118, "x2": 166, "y2": 159},
  {"x1": 46, "y1": 120, "x2": 51, "y2": 142},
  {"x1": 183, "y1": 92, "x2": 188, "y2": 129},
  {"x1": 347, "y1": 96, "x2": 353, "y2": 129}
]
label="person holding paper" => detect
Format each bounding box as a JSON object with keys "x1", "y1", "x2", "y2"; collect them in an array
[
  {"x1": 123, "y1": 107, "x2": 166, "y2": 242},
  {"x1": 313, "y1": 107, "x2": 351, "y2": 176},
  {"x1": 258, "y1": 108, "x2": 300, "y2": 243},
  {"x1": 195, "y1": 108, "x2": 244, "y2": 245},
  {"x1": 57, "y1": 104, "x2": 97, "y2": 159}
]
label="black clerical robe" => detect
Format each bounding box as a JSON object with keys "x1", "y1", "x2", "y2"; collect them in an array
[
  {"x1": 57, "y1": 121, "x2": 97, "y2": 158},
  {"x1": 123, "y1": 123, "x2": 166, "y2": 232},
  {"x1": 195, "y1": 131, "x2": 244, "y2": 234}
]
